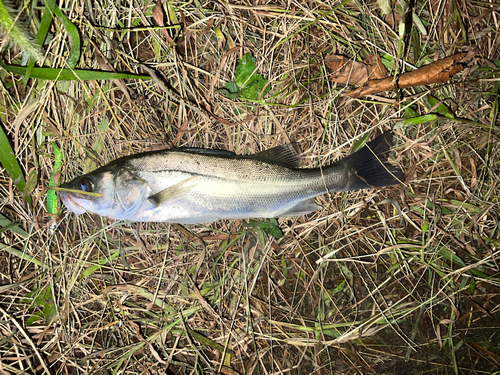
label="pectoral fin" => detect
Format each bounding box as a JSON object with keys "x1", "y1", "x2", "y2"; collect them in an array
[{"x1": 147, "y1": 176, "x2": 197, "y2": 207}]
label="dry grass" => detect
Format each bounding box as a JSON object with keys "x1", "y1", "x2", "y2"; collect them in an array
[{"x1": 1, "y1": 0, "x2": 500, "y2": 374}]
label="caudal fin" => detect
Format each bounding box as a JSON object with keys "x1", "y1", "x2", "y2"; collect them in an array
[{"x1": 338, "y1": 132, "x2": 404, "y2": 191}]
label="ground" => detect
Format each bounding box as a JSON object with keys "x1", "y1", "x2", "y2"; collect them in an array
[{"x1": 0, "y1": 0, "x2": 499, "y2": 374}]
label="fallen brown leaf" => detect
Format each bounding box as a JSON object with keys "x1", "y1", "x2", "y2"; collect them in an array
[
  {"x1": 152, "y1": 0, "x2": 165, "y2": 27},
  {"x1": 384, "y1": 11, "x2": 401, "y2": 27},
  {"x1": 152, "y1": 0, "x2": 174, "y2": 44},
  {"x1": 365, "y1": 54, "x2": 388, "y2": 80},
  {"x1": 326, "y1": 54, "x2": 387, "y2": 85},
  {"x1": 345, "y1": 52, "x2": 467, "y2": 98}
]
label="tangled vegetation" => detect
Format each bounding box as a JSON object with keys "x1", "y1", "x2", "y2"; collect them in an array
[{"x1": 0, "y1": 0, "x2": 499, "y2": 373}]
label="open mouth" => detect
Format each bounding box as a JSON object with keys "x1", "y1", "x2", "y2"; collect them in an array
[{"x1": 59, "y1": 192, "x2": 87, "y2": 215}]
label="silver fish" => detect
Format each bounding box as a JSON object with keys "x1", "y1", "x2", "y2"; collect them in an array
[{"x1": 60, "y1": 133, "x2": 403, "y2": 224}]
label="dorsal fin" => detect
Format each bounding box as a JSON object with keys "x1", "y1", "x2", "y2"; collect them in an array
[
  {"x1": 242, "y1": 143, "x2": 303, "y2": 168},
  {"x1": 179, "y1": 148, "x2": 237, "y2": 157}
]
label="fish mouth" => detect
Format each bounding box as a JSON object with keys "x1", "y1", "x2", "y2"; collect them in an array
[{"x1": 59, "y1": 191, "x2": 87, "y2": 215}]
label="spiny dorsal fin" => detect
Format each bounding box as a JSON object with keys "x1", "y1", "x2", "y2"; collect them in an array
[
  {"x1": 243, "y1": 143, "x2": 303, "y2": 168},
  {"x1": 179, "y1": 148, "x2": 236, "y2": 157}
]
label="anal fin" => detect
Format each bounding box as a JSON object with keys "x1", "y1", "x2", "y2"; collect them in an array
[
  {"x1": 169, "y1": 215, "x2": 219, "y2": 224},
  {"x1": 275, "y1": 198, "x2": 321, "y2": 217}
]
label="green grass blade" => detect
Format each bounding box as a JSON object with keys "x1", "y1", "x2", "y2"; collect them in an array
[
  {"x1": 0, "y1": 121, "x2": 31, "y2": 204},
  {"x1": 0, "y1": 62, "x2": 151, "y2": 81},
  {"x1": 25, "y1": 4, "x2": 54, "y2": 80},
  {"x1": 0, "y1": 244, "x2": 42, "y2": 266},
  {"x1": 80, "y1": 249, "x2": 120, "y2": 279},
  {"x1": 0, "y1": 213, "x2": 28, "y2": 237},
  {"x1": 45, "y1": 0, "x2": 81, "y2": 67},
  {"x1": 395, "y1": 114, "x2": 439, "y2": 128},
  {"x1": 490, "y1": 94, "x2": 499, "y2": 127}
]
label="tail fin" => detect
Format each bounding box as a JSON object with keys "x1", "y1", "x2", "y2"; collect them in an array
[{"x1": 337, "y1": 132, "x2": 404, "y2": 191}]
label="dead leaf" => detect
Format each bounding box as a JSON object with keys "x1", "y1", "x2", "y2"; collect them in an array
[
  {"x1": 219, "y1": 366, "x2": 241, "y2": 375},
  {"x1": 468, "y1": 342, "x2": 500, "y2": 366},
  {"x1": 152, "y1": 0, "x2": 174, "y2": 43},
  {"x1": 345, "y1": 53, "x2": 467, "y2": 98},
  {"x1": 152, "y1": 0, "x2": 165, "y2": 27},
  {"x1": 14, "y1": 98, "x2": 39, "y2": 152},
  {"x1": 384, "y1": 11, "x2": 401, "y2": 27},
  {"x1": 366, "y1": 54, "x2": 388, "y2": 79},
  {"x1": 23, "y1": 168, "x2": 38, "y2": 197},
  {"x1": 461, "y1": 47, "x2": 478, "y2": 64},
  {"x1": 202, "y1": 17, "x2": 214, "y2": 34},
  {"x1": 326, "y1": 54, "x2": 386, "y2": 85},
  {"x1": 327, "y1": 56, "x2": 368, "y2": 85}
]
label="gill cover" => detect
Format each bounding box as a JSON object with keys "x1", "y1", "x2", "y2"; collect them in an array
[{"x1": 111, "y1": 171, "x2": 150, "y2": 219}]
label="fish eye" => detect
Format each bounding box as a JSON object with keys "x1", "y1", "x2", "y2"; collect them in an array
[{"x1": 79, "y1": 178, "x2": 94, "y2": 193}]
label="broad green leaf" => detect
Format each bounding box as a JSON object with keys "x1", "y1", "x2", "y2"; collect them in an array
[
  {"x1": 166, "y1": 0, "x2": 181, "y2": 35},
  {"x1": 80, "y1": 249, "x2": 120, "y2": 279},
  {"x1": 412, "y1": 11, "x2": 427, "y2": 36},
  {"x1": 426, "y1": 95, "x2": 455, "y2": 118},
  {"x1": 217, "y1": 87, "x2": 240, "y2": 100},
  {"x1": 381, "y1": 53, "x2": 394, "y2": 70},
  {"x1": 247, "y1": 218, "x2": 283, "y2": 240},
  {"x1": 331, "y1": 279, "x2": 346, "y2": 295},
  {"x1": 438, "y1": 247, "x2": 466, "y2": 267},
  {"x1": 223, "y1": 53, "x2": 270, "y2": 101},
  {"x1": 351, "y1": 132, "x2": 371, "y2": 153},
  {"x1": 0, "y1": 121, "x2": 31, "y2": 204},
  {"x1": 1, "y1": 62, "x2": 151, "y2": 81},
  {"x1": 24, "y1": 285, "x2": 58, "y2": 325},
  {"x1": 453, "y1": 2, "x2": 468, "y2": 43},
  {"x1": 404, "y1": 105, "x2": 419, "y2": 118},
  {"x1": 0, "y1": 244, "x2": 41, "y2": 265},
  {"x1": 186, "y1": 327, "x2": 235, "y2": 356}
]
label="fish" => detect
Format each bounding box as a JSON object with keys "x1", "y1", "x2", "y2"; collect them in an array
[{"x1": 59, "y1": 132, "x2": 404, "y2": 224}]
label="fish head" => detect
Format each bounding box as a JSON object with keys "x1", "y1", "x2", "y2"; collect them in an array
[{"x1": 60, "y1": 167, "x2": 150, "y2": 220}]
